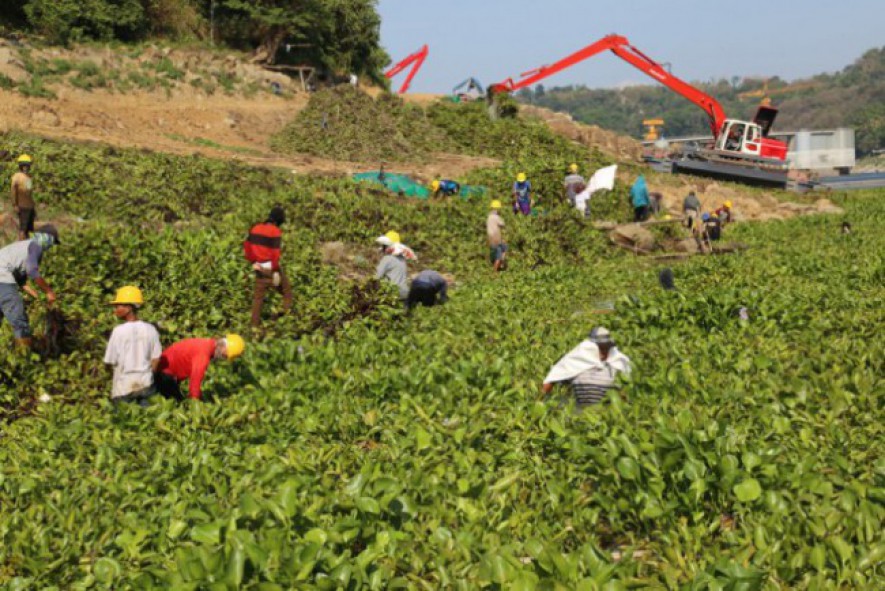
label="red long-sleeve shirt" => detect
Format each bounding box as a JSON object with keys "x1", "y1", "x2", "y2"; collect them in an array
[
  {"x1": 243, "y1": 223, "x2": 282, "y2": 271},
  {"x1": 157, "y1": 338, "x2": 216, "y2": 400}
]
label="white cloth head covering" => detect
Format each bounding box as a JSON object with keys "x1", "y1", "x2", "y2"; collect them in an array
[{"x1": 543, "y1": 340, "x2": 631, "y2": 384}]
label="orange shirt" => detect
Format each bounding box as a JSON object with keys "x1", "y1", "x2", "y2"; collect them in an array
[{"x1": 158, "y1": 338, "x2": 216, "y2": 399}]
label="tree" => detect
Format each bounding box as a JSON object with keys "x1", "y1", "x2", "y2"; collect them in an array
[
  {"x1": 219, "y1": 0, "x2": 388, "y2": 81},
  {"x1": 23, "y1": 0, "x2": 146, "y2": 44}
]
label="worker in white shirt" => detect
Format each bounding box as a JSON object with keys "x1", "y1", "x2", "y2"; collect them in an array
[{"x1": 103, "y1": 286, "x2": 162, "y2": 406}]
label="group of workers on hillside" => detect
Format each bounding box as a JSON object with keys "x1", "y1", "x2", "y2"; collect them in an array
[
  {"x1": 6, "y1": 153, "x2": 742, "y2": 412},
  {"x1": 4, "y1": 154, "x2": 246, "y2": 406}
]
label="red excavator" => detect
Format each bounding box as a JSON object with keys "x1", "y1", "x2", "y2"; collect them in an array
[
  {"x1": 385, "y1": 45, "x2": 429, "y2": 95},
  {"x1": 490, "y1": 34, "x2": 788, "y2": 167}
]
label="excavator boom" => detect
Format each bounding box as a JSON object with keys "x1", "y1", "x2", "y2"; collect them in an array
[
  {"x1": 385, "y1": 45, "x2": 429, "y2": 94},
  {"x1": 490, "y1": 34, "x2": 727, "y2": 137}
]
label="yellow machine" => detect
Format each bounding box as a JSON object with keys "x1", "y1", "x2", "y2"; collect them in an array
[{"x1": 642, "y1": 119, "x2": 664, "y2": 141}]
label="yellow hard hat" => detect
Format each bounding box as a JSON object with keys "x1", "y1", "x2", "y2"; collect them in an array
[
  {"x1": 225, "y1": 334, "x2": 245, "y2": 360},
  {"x1": 663, "y1": 214, "x2": 672, "y2": 220},
  {"x1": 17, "y1": 154, "x2": 33, "y2": 165},
  {"x1": 431, "y1": 180, "x2": 440, "y2": 191},
  {"x1": 385, "y1": 230, "x2": 401, "y2": 244},
  {"x1": 724, "y1": 200, "x2": 733, "y2": 209},
  {"x1": 109, "y1": 286, "x2": 144, "y2": 306},
  {"x1": 490, "y1": 200, "x2": 503, "y2": 210},
  {"x1": 569, "y1": 163, "x2": 578, "y2": 173},
  {"x1": 516, "y1": 173, "x2": 527, "y2": 183}
]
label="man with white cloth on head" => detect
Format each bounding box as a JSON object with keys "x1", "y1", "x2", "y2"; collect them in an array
[
  {"x1": 574, "y1": 164, "x2": 618, "y2": 219},
  {"x1": 541, "y1": 327, "x2": 632, "y2": 410}
]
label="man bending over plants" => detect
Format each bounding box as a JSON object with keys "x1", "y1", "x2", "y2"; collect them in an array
[
  {"x1": 155, "y1": 335, "x2": 246, "y2": 401},
  {"x1": 244, "y1": 206, "x2": 293, "y2": 327},
  {"x1": 0, "y1": 224, "x2": 59, "y2": 349},
  {"x1": 541, "y1": 327, "x2": 632, "y2": 411},
  {"x1": 104, "y1": 286, "x2": 162, "y2": 406},
  {"x1": 406, "y1": 270, "x2": 454, "y2": 311}
]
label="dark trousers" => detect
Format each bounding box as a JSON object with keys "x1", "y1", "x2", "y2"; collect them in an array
[
  {"x1": 18, "y1": 208, "x2": 35, "y2": 234},
  {"x1": 634, "y1": 206, "x2": 649, "y2": 222},
  {"x1": 155, "y1": 372, "x2": 185, "y2": 401},
  {"x1": 251, "y1": 270, "x2": 293, "y2": 326}
]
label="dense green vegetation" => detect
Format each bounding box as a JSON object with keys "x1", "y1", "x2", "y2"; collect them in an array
[
  {"x1": 0, "y1": 0, "x2": 388, "y2": 80},
  {"x1": 522, "y1": 46, "x2": 885, "y2": 154},
  {"x1": 0, "y1": 126, "x2": 883, "y2": 588}
]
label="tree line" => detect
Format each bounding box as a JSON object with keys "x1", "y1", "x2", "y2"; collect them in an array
[
  {"x1": 0, "y1": 0, "x2": 389, "y2": 81},
  {"x1": 519, "y1": 47, "x2": 885, "y2": 155}
]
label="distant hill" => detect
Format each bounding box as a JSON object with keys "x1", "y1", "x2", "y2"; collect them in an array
[{"x1": 518, "y1": 46, "x2": 885, "y2": 155}]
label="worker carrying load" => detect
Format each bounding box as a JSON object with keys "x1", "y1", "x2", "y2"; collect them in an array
[
  {"x1": 487, "y1": 200, "x2": 507, "y2": 272},
  {"x1": 11, "y1": 154, "x2": 37, "y2": 240},
  {"x1": 563, "y1": 163, "x2": 586, "y2": 207},
  {"x1": 375, "y1": 231, "x2": 415, "y2": 301},
  {"x1": 630, "y1": 175, "x2": 651, "y2": 222},
  {"x1": 244, "y1": 206, "x2": 293, "y2": 327},
  {"x1": 431, "y1": 179, "x2": 461, "y2": 198},
  {"x1": 683, "y1": 190, "x2": 702, "y2": 229},
  {"x1": 541, "y1": 327, "x2": 632, "y2": 411},
  {"x1": 574, "y1": 165, "x2": 618, "y2": 219},
  {"x1": 155, "y1": 335, "x2": 245, "y2": 401},
  {"x1": 512, "y1": 173, "x2": 533, "y2": 216},
  {"x1": 104, "y1": 286, "x2": 162, "y2": 406},
  {"x1": 715, "y1": 201, "x2": 734, "y2": 224},
  {"x1": 406, "y1": 271, "x2": 453, "y2": 310},
  {"x1": 0, "y1": 224, "x2": 59, "y2": 349}
]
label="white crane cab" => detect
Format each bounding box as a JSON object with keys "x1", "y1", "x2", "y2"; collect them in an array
[{"x1": 715, "y1": 107, "x2": 788, "y2": 161}]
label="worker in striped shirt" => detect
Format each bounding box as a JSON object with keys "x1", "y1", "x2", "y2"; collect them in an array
[{"x1": 541, "y1": 327, "x2": 632, "y2": 410}]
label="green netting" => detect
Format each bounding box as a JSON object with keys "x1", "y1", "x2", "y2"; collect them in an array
[
  {"x1": 353, "y1": 172, "x2": 430, "y2": 198},
  {"x1": 353, "y1": 172, "x2": 487, "y2": 200}
]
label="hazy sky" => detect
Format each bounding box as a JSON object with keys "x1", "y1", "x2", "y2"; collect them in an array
[{"x1": 378, "y1": 0, "x2": 884, "y2": 93}]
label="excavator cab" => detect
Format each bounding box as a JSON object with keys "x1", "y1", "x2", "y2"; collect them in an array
[{"x1": 716, "y1": 119, "x2": 787, "y2": 160}]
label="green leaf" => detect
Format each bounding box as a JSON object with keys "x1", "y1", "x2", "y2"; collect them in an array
[{"x1": 734, "y1": 478, "x2": 762, "y2": 502}]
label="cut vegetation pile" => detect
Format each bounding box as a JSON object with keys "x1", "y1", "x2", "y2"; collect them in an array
[{"x1": 270, "y1": 86, "x2": 454, "y2": 163}]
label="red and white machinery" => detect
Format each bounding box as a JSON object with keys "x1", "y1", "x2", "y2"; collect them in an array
[
  {"x1": 385, "y1": 45, "x2": 429, "y2": 95},
  {"x1": 490, "y1": 34, "x2": 788, "y2": 165}
]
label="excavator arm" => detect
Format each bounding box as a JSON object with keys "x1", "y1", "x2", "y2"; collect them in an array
[
  {"x1": 385, "y1": 45, "x2": 429, "y2": 95},
  {"x1": 490, "y1": 35, "x2": 727, "y2": 137}
]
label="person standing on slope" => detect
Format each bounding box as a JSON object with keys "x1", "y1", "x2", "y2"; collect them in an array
[
  {"x1": 487, "y1": 200, "x2": 507, "y2": 272},
  {"x1": 512, "y1": 172, "x2": 533, "y2": 216},
  {"x1": 683, "y1": 190, "x2": 702, "y2": 229},
  {"x1": 244, "y1": 206, "x2": 293, "y2": 327},
  {"x1": 0, "y1": 224, "x2": 60, "y2": 349},
  {"x1": 103, "y1": 286, "x2": 162, "y2": 406},
  {"x1": 155, "y1": 335, "x2": 246, "y2": 401},
  {"x1": 541, "y1": 327, "x2": 632, "y2": 411},
  {"x1": 11, "y1": 154, "x2": 37, "y2": 240},
  {"x1": 563, "y1": 163, "x2": 586, "y2": 207},
  {"x1": 630, "y1": 175, "x2": 651, "y2": 222}
]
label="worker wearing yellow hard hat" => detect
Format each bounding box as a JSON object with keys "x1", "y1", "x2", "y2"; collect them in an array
[
  {"x1": 105, "y1": 285, "x2": 163, "y2": 405},
  {"x1": 11, "y1": 154, "x2": 36, "y2": 239},
  {"x1": 155, "y1": 334, "x2": 246, "y2": 401},
  {"x1": 375, "y1": 229, "x2": 415, "y2": 301},
  {"x1": 564, "y1": 163, "x2": 586, "y2": 206},
  {"x1": 431, "y1": 178, "x2": 461, "y2": 197},
  {"x1": 513, "y1": 172, "x2": 532, "y2": 215},
  {"x1": 715, "y1": 200, "x2": 734, "y2": 224},
  {"x1": 487, "y1": 198, "x2": 507, "y2": 272}
]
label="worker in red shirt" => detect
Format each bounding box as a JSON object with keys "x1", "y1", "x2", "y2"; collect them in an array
[
  {"x1": 244, "y1": 206, "x2": 293, "y2": 327},
  {"x1": 155, "y1": 334, "x2": 245, "y2": 400}
]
